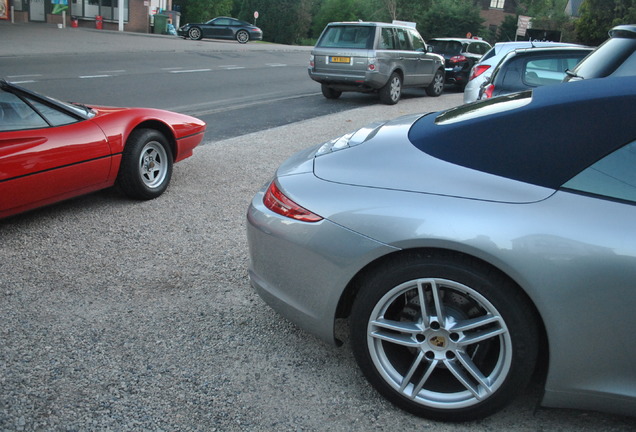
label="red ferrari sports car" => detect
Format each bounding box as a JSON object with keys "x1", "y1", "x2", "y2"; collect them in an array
[{"x1": 0, "y1": 79, "x2": 206, "y2": 219}]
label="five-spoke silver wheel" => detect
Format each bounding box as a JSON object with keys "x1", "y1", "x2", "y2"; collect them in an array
[
  {"x1": 236, "y1": 30, "x2": 249, "y2": 44},
  {"x1": 117, "y1": 128, "x2": 173, "y2": 200},
  {"x1": 379, "y1": 72, "x2": 402, "y2": 105},
  {"x1": 138, "y1": 141, "x2": 169, "y2": 189},
  {"x1": 426, "y1": 69, "x2": 445, "y2": 97},
  {"x1": 368, "y1": 278, "x2": 511, "y2": 408},
  {"x1": 351, "y1": 254, "x2": 538, "y2": 421},
  {"x1": 188, "y1": 27, "x2": 202, "y2": 40}
]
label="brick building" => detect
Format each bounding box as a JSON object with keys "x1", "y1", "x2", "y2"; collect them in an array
[
  {"x1": 6, "y1": 0, "x2": 174, "y2": 33},
  {"x1": 477, "y1": 0, "x2": 519, "y2": 34}
]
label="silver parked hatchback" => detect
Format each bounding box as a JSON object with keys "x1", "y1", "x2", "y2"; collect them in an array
[{"x1": 308, "y1": 22, "x2": 445, "y2": 104}]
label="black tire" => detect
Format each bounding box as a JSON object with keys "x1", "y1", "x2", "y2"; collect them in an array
[
  {"x1": 425, "y1": 69, "x2": 445, "y2": 97},
  {"x1": 117, "y1": 129, "x2": 173, "y2": 200},
  {"x1": 379, "y1": 72, "x2": 402, "y2": 105},
  {"x1": 350, "y1": 252, "x2": 539, "y2": 422},
  {"x1": 188, "y1": 27, "x2": 202, "y2": 40},
  {"x1": 321, "y1": 84, "x2": 342, "y2": 100},
  {"x1": 236, "y1": 30, "x2": 249, "y2": 44}
]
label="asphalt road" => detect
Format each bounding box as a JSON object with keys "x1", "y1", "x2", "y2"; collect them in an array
[
  {"x1": 1, "y1": 22, "x2": 636, "y2": 431},
  {"x1": 2, "y1": 22, "x2": 410, "y2": 142}
]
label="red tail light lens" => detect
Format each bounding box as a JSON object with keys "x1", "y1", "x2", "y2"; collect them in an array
[
  {"x1": 263, "y1": 181, "x2": 322, "y2": 222},
  {"x1": 449, "y1": 55, "x2": 467, "y2": 64},
  {"x1": 469, "y1": 64, "x2": 490, "y2": 81},
  {"x1": 482, "y1": 84, "x2": 495, "y2": 99}
]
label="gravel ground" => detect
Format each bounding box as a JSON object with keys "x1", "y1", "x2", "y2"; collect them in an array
[{"x1": 2, "y1": 92, "x2": 636, "y2": 431}]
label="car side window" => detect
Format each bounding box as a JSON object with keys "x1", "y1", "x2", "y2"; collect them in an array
[
  {"x1": 524, "y1": 54, "x2": 589, "y2": 86},
  {"x1": 612, "y1": 51, "x2": 636, "y2": 77},
  {"x1": 563, "y1": 141, "x2": 636, "y2": 204},
  {"x1": 408, "y1": 29, "x2": 426, "y2": 52},
  {"x1": 0, "y1": 90, "x2": 48, "y2": 131},
  {"x1": 395, "y1": 28, "x2": 411, "y2": 50},
  {"x1": 379, "y1": 28, "x2": 395, "y2": 50},
  {"x1": 213, "y1": 18, "x2": 231, "y2": 26},
  {"x1": 467, "y1": 42, "x2": 480, "y2": 54},
  {"x1": 27, "y1": 97, "x2": 78, "y2": 127}
]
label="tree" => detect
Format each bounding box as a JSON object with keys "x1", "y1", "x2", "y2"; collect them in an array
[
  {"x1": 496, "y1": 14, "x2": 519, "y2": 42},
  {"x1": 312, "y1": 0, "x2": 364, "y2": 36},
  {"x1": 175, "y1": 0, "x2": 233, "y2": 25},
  {"x1": 236, "y1": 0, "x2": 315, "y2": 45},
  {"x1": 417, "y1": 0, "x2": 483, "y2": 40},
  {"x1": 522, "y1": 0, "x2": 570, "y2": 31},
  {"x1": 576, "y1": 0, "x2": 636, "y2": 46}
]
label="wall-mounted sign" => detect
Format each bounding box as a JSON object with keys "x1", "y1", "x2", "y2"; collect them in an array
[{"x1": 0, "y1": 0, "x2": 9, "y2": 20}]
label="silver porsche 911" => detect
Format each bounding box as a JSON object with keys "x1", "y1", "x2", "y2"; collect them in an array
[{"x1": 246, "y1": 77, "x2": 636, "y2": 422}]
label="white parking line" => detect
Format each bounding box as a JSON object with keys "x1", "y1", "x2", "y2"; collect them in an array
[
  {"x1": 79, "y1": 75, "x2": 112, "y2": 78},
  {"x1": 7, "y1": 74, "x2": 43, "y2": 79},
  {"x1": 266, "y1": 64, "x2": 287, "y2": 67},
  {"x1": 219, "y1": 65, "x2": 245, "y2": 70},
  {"x1": 170, "y1": 69, "x2": 213, "y2": 73}
]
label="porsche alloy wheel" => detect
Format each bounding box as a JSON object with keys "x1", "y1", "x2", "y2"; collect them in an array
[
  {"x1": 117, "y1": 129, "x2": 173, "y2": 200},
  {"x1": 236, "y1": 30, "x2": 249, "y2": 44},
  {"x1": 350, "y1": 253, "x2": 538, "y2": 421},
  {"x1": 379, "y1": 72, "x2": 402, "y2": 105},
  {"x1": 188, "y1": 27, "x2": 203, "y2": 40}
]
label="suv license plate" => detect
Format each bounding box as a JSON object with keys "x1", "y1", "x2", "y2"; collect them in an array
[{"x1": 330, "y1": 56, "x2": 351, "y2": 63}]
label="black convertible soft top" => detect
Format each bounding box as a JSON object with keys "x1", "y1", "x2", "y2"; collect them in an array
[{"x1": 408, "y1": 76, "x2": 636, "y2": 189}]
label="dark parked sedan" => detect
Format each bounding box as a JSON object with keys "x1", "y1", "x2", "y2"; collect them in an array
[
  {"x1": 247, "y1": 77, "x2": 636, "y2": 421},
  {"x1": 427, "y1": 37, "x2": 491, "y2": 89},
  {"x1": 178, "y1": 17, "x2": 263, "y2": 44}
]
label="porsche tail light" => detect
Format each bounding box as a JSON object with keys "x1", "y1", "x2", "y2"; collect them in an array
[
  {"x1": 469, "y1": 64, "x2": 490, "y2": 81},
  {"x1": 449, "y1": 55, "x2": 467, "y2": 64},
  {"x1": 263, "y1": 181, "x2": 322, "y2": 222}
]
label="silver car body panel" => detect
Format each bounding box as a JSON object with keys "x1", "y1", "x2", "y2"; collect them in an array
[
  {"x1": 248, "y1": 158, "x2": 636, "y2": 418},
  {"x1": 248, "y1": 167, "x2": 636, "y2": 418},
  {"x1": 313, "y1": 114, "x2": 555, "y2": 204},
  {"x1": 247, "y1": 80, "x2": 636, "y2": 417}
]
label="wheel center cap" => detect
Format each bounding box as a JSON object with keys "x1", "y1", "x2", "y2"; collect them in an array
[{"x1": 429, "y1": 335, "x2": 447, "y2": 350}]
